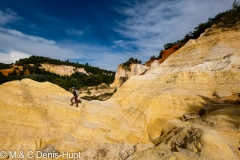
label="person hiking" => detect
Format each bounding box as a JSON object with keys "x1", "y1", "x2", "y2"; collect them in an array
[{"x1": 70, "y1": 87, "x2": 80, "y2": 107}]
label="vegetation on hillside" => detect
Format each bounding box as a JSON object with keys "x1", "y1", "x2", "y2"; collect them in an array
[
  {"x1": 16, "y1": 56, "x2": 113, "y2": 75},
  {"x1": 0, "y1": 56, "x2": 115, "y2": 90},
  {"x1": 121, "y1": 57, "x2": 142, "y2": 71},
  {"x1": 0, "y1": 63, "x2": 12, "y2": 69},
  {"x1": 81, "y1": 92, "x2": 115, "y2": 101}
]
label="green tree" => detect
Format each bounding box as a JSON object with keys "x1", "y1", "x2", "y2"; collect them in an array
[{"x1": 68, "y1": 78, "x2": 79, "y2": 89}]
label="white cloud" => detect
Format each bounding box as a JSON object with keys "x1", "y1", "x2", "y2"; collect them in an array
[
  {"x1": 0, "y1": 8, "x2": 20, "y2": 25},
  {"x1": 65, "y1": 42, "x2": 139, "y2": 71},
  {"x1": 10, "y1": 50, "x2": 31, "y2": 62},
  {"x1": 0, "y1": 27, "x2": 83, "y2": 62},
  {"x1": 113, "y1": 0, "x2": 232, "y2": 59},
  {"x1": 0, "y1": 27, "x2": 55, "y2": 44},
  {"x1": 0, "y1": 52, "x2": 12, "y2": 64},
  {"x1": 0, "y1": 50, "x2": 30, "y2": 64},
  {"x1": 87, "y1": 52, "x2": 137, "y2": 71},
  {"x1": 67, "y1": 29, "x2": 83, "y2": 36},
  {"x1": 112, "y1": 40, "x2": 132, "y2": 50}
]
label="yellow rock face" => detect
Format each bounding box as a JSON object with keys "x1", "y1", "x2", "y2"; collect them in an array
[
  {"x1": 0, "y1": 79, "x2": 150, "y2": 159},
  {"x1": 40, "y1": 63, "x2": 88, "y2": 76},
  {"x1": 110, "y1": 64, "x2": 148, "y2": 88},
  {"x1": 0, "y1": 27, "x2": 240, "y2": 159}
]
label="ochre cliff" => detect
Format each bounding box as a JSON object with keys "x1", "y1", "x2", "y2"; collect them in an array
[
  {"x1": 112, "y1": 43, "x2": 182, "y2": 87},
  {"x1": 110, "y1": 63, "x2": 148, "y2": 88},
  {"x1": 0, "y1": 26, "x2": 240, "y2": 159},
  {"x1": 40, "y1": 63, "x2": 88, "y2": 76},
  {"x1": 112, "y1": 26, "x2": 240, "y2": 159}
]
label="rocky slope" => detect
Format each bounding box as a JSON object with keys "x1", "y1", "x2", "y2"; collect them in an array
[
  {"x1": 112, "y1": 26, "x2": 240, "y2": 159},
  {"x1": 0, "y1": 79, "x2": 152, "y2": 160},
  {"x1": 0, "y1": 26, "x2": 240, "y2": 159}
]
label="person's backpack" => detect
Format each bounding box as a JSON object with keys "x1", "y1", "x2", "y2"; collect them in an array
[{"x1": 74, "y1": 90, "x2": 79, "y2": 96}]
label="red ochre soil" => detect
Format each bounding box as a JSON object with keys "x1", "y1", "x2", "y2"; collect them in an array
[
  {"x1": 145, "y1": 43, "x2": 184, "y2": 67},
  {"x1": 0, "y1": 65, "x2": 30, "y2": 76}
]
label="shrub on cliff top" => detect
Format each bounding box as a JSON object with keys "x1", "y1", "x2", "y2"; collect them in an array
[{"x1": 122, "y1": 57, "x2": 142, "y2": 71}]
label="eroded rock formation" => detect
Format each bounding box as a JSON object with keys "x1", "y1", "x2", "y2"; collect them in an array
[
  {"x1": 110, "y1": 64, "x2": 148, "y2": 88},
  {"x1": 111, "y1": 43, "x2": 183, "y2": 87},
  {"x1": 0, "y1": 26, "x2": 240, "y2": 159}
]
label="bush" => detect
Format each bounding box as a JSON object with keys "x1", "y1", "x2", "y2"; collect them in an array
[{"x1": 87, "y1": 90, "x2": 91, "y2": 95}]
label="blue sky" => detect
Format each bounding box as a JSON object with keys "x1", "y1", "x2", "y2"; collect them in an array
[{"x1": 0, "y1": 0, "x2": 232, "y2": 71}]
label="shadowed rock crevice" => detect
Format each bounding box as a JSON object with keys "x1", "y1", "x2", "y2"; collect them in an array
[{"x1": 183, "y1": 95, "x2": 240, "y2": 130}]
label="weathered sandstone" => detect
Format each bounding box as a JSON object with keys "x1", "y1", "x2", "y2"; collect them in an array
[{"x1": 0, "y1": 26, "x2": 240, "y2": 159}]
